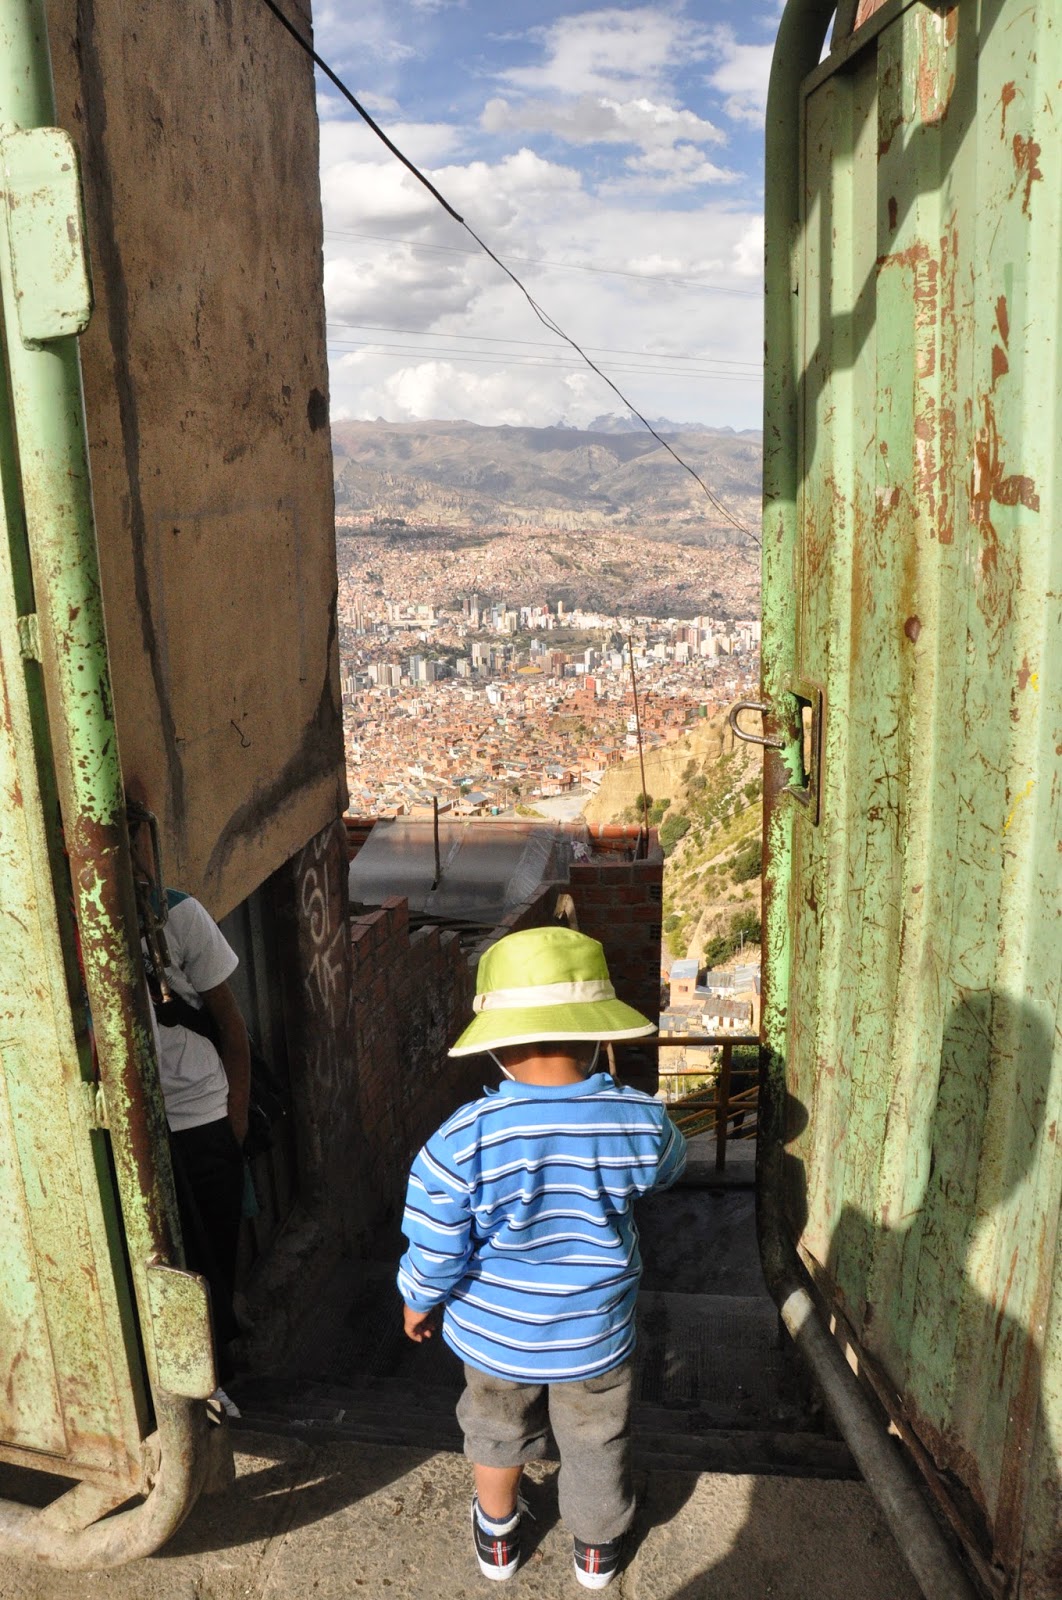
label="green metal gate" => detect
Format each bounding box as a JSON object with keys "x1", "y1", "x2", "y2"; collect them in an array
[
  {"x1": 0, "y1": 0, "x2": 219, "y2": 1565},
  {"x1": 759, "y1": 2, "x2": 1061, "y2": 1596}
]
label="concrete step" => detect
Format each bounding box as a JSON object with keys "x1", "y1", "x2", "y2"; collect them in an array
[
  {"x1": 227, "y1": 1382, "x2": 854, "y2": 1480},
  {"x1": 230, "y1": 1284, "x2": 848, "y2": 1479},
  {"x1": 271, "y1": 1283, "x2": 806, "y2": 1423}
]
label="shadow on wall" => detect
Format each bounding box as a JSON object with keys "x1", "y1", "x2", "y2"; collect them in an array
[{"x1": 670, "y1": 992, "x2": 1056, "y2": 1599}]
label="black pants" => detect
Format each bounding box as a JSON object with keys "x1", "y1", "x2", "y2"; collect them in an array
[{"x1": 170, "y1": 1116, "x2": 243, "y2": 1376}]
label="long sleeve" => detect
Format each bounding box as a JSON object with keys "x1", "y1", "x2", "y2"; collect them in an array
[
  {"x1": 397, "y1": 1132, "x2": 474, "y2": 1311},
  {"x1": 652, "y1": 1113, "x2": 687, "y2": 1192}
]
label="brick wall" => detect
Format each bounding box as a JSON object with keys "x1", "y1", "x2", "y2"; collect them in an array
[
  {"x1": 342, "y1": 818, "x2": 665, "y2": 1209},
  {"x1": 568, "y1": 825, "x2": 663, "y2": 1093},
  {"x1": 350, "y1": 896, "x2": 478, "y2": 1230}
]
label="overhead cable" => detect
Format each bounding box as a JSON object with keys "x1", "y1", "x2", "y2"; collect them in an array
[
  {"x1": 260, "y1": 0, "x2": 759, "y2": 547},
  {"x1": 325, "y1": 318, "x2": 762, "y2": 369},
  {"x1": 326, "y1": 341, "x2": 760, "y2": 384}
]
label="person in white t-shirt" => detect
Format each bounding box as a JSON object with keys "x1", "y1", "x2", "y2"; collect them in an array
[{"x1": 127, "y1": 801, "x2": 250, "y2": 1382}]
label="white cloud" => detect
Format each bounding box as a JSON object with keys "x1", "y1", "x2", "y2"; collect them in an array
[
  {"x1": 616, "y1": 143, "x2": 738, "y2": 191},
  {"x1": 481, "y1": 92, "x2": 725, "y2": 152},
  {"x1": 325, "y1": 191, "x2": 766, "y2": 432},
  {"x1": 341, "y1": 359, "x2": 580, "y2": 428},
  {"x1": 314, "y1": 4, "x2": 771, "y2": 430},
  {"x1": 324, "y1": 249, "x2": 478, "y2": 327},
  {"x1": 319, "y1": 117, "x2": 462, "y2": 174},
  {"x1": 313, "y1": 0, "x2": 416, "y2": 66},
  {"x1": 707, "y1": 30, "x2": 773, "y2": 128},
  {"x1": 322, "y1": 160, "x2": 442, "y2": 232},
  {"x1": 317, "y1": 89, "x2": 400, "y2": 121},
  {"x1": 732, "y1": 216, "x2": 765, "y2": 278},
  {"x1": 498, "y1": 7, "x2": 711, "y2": 99}
]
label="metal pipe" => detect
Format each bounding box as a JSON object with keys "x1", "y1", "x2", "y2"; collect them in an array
[
  {"x1": 757, "y1": 7, "x2": 977, "y2": 1599},
  {"x1": 626, "y1": 634, "x2": 650, "y2": 857},
  {"x1": 0, "y1": 1399, "x2": 207, "y2": 1570},
  {"x1": 757, "y1": 1089, "x2": 977, "y2": 1600},
  {"x1": 0, "y1": 0, "x2": 209, "y2": 1562}
]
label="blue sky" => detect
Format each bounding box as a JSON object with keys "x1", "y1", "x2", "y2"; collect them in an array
[{"x1": 312, "y1": 2, "x2": 784, "y2": 430}]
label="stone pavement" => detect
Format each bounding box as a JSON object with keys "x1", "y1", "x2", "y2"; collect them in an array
[{"x1": 0, "y1": 1430, "x2": 920, "y2": 1600}]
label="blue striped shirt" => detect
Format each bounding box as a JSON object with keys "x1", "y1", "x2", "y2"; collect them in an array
[{"x1": 398, "y1": 1072, "x2": 687, "y2": 1382}]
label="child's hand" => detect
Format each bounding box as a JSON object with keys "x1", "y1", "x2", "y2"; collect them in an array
[{"x1": 404, "y1": 1304, "x2": 441, "y2": 1343}]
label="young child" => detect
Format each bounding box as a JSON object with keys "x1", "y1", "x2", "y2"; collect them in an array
[{"x1": 398, "y1": 926, "x2": 687, "y2": 1589}]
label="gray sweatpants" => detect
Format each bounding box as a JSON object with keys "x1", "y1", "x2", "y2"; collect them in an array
[{"x1": 456, "y1": 1359, "x2": 634, "y2": 1545}]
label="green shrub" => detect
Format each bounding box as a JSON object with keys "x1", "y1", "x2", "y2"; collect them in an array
[
  {"x1": 703, "y1": 908, "x2": 762, "y2": 966},
  {"x1": 659, "y1": 814, "x2": 692, "y2": 856},
  {"x1": 731, "y1": 842, "x2": 762, "y2": 883}
]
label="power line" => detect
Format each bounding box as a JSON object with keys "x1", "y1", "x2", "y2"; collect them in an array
[
  {"x1": 260, "y1": 0, "x2": 759, "y2": 546},
  {"x1": 325, "y1": 318, "x2": 762, "y2": 370},
  {"x1": 322, "y1": 227, "x2": 762, "y2": 298},
  {"x1": 326, "y1": 339, "x2": 760, "y2": 384}
]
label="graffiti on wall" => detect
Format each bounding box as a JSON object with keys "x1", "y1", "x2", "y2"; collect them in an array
[{"x1": 287, "y1": 820, "x2": 355, "y2": 1122}]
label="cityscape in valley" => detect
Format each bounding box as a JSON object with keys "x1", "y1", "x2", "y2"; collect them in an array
[
  {"x1": 335, "y1": 421, "x2": 763, "y2": 821},
  {"x1": 337, "y1": 525, "x2": 760, "y2": 819}
]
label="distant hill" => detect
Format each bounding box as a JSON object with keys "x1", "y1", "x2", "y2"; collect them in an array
[
  {"x1": 585, "y1": 713, "x2": 762, "y2": 963},
  {"x1": 332, "y1": 418, "x2": 761, "y2": 545}
]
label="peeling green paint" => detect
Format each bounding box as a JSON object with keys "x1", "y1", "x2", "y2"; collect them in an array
[
  {"x1": 763, "y1": 4, "x2": 1062, "y2": 1596},
  {"x1": 0, "y1": 0, "x2": 214, "y2": 1563}
]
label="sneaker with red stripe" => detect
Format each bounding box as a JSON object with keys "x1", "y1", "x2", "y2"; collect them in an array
[
  {"x1": 573, "y1": 1533, "x2": 623, "y2": 1589},
  {"x1": 471, "y1": 1496, "x2": 522, "y2": 1581}
]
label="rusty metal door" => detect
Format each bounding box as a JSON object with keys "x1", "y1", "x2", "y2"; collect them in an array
[
  {"x1": 0, "y1": 0, "x2": 220, "y2": 1566},
  {"x1": 761, "y1": 3, "x2": 1061, "y2": 1596}
]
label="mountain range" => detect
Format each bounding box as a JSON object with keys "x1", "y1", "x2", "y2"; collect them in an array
[{"x1": 332, "y1": 418, "x2": 762, "y2": 545}]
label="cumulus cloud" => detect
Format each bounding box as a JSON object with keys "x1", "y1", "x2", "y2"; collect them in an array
[
  {"x1": 318, "y1": 89, "x2": 400, "y2": 121},
  {"x1": 612, "y1": 143, "x2": 738, "y2": 192},
  {"x1": 324, "y1": 191, "x2": 766, "y2": 431},
  {"x1": 314, "y1": 0, "x2": 416, "y2": 66},
  {"x1": 322, "y1": 144, "x2": 585, "y2": 252},
  {"x1": 324, "y1": 249, "x2": 479, "y2": 328},
  {"x1": 319, "y1": 117, "x2": 462, "y2": 174},
  {"x1": 481, "y1": 92, "x2": 725, "y2": 151},
  {"x1": 707, "y1": 30, "x2": 773, "y2": 128},
  {"x1": 338, "y1": 359, "x2": 585, "y2": 428},
  {"x1": 497, "y1": 7, "x2": 711, "y2": 99},
  {"x1": 315, "y1": 4, "x2": 773, "y2": 430},
  {"x1": 731, "y1": 216, "x2": 765, "y2": 278}
]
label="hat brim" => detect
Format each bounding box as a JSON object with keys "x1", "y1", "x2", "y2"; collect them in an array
[{"x1": 448, "y1": 998, "x2": 656, "y2": 1057}]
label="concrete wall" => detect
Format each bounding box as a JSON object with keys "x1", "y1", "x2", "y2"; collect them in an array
[{"x1": 47, "y1": 0, "x2": 344, "y2": 916}]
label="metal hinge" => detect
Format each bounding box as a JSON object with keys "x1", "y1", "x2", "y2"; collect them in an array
[
  {"x1": 1, "y1": 126, "x2": 93, "y2": 344},
  {"x1": 145, "y1": 1264, "x2": 217, "y2": 1399},
  {"x1": 16, "y1": 612, "x2": 40, "y2": 660},
  {"x1": 79, "y1": 1078, "x2": 108, "y2": 1129}
]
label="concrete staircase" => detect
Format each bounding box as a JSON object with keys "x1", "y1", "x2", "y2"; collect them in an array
[{"x1": 230, "y1": 1165, "x2": 852, "y2": 1482}]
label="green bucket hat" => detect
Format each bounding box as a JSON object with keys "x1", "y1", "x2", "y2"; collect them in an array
[{"x1": 448, "y1": 926, "x2": 656, "y2": 1057}]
